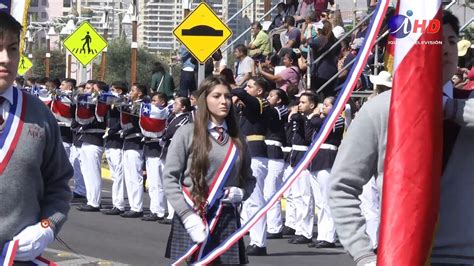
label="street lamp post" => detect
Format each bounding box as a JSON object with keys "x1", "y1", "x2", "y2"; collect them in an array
[
  {"x1": 25, "y1": 29, "x2": 33, "y2": 77},
  {"x1": 60, "y1": 17, "x2": 78, "y2": 79},
  {"x1": 130, "y1": 1, "x2": 138, "y2": 84},
  {"x1": 46, "y1": 26, "x2": 57, "y2": 78},
  {"x1": 45, "y1": 34, "x2": 51, "y2": 77}
]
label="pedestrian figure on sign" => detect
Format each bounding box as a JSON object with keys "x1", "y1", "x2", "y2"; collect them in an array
[
  {"x1": 19, "y1": 56, "x2": 25, "y2": 69},
  {"x1": 81, "y1": 31, "x2": 92, "y2": 54}
]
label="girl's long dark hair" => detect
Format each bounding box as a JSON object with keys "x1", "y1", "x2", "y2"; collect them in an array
[{"x1": 190, "y1": 76, "x2": 244, "y2": 210}]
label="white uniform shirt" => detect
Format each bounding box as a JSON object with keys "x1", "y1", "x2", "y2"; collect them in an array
[{"x1": 0, "y1": 86, "x2": 14, "y2": 124}]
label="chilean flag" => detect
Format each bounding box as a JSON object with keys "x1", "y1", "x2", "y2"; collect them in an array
[
  {"x1": 139, "y1": 102, "x2": 168, "y2": 138},
  {"x1": 75, "y1": 94, "x2": 95, "y2": 125},
  {"x1": 378, "y1": 0, "x2": 443, "y2": 265},
  {"x1": 51, "y1": 95, "x2": 72, "y2": 125},
  {"x1": 38, "y1": 88, "x2": 52, "y2": 106},
  {"x1": 120, "y1": 107, "x2": 132, "y2": 131},
  {"x1": 95, "y1": 92, "x2": 116, "y2": 122}
]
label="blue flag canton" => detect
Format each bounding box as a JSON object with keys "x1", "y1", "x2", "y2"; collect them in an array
[
  {"x1": 0, "y1": 0, "x2": 12, "y2": 14},
  {"x1": 77, "y1": 94, "x2": 92, "y2": 107},
  {"x1": 141, "y1": 103, "x2": 151, "y2": 117}
]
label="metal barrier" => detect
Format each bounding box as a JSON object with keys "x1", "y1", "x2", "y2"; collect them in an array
[
  {"x1": 316, "y1": 29, "x2": 389, "y2": 94},
  {"x1": 221, "y1": 4, "x2": 280, "y2": 54},
  {"x1": 461, "y1": 17, "x2": 473, "y2": 32}
]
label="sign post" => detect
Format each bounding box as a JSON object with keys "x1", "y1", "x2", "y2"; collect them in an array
[{"x1": 173, "y1": 2, "x2": 232, "y2": 86}]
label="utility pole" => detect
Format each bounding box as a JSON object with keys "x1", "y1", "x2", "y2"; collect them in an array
[{"x1": 99, "y1": 11, "x2": 109, "y2": 81}]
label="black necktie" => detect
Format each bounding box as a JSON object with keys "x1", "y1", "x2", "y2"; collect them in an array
[{"x1": 0, "y1": 96, "x2": 5, "y2": 126}]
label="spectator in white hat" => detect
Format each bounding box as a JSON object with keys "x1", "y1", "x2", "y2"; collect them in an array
[
  {"x1": 332, "y1": 26, "x2": 345, "y2": 40},
  {"x1": 369, "y1": 70, "x2": 392, "y2": 96}
]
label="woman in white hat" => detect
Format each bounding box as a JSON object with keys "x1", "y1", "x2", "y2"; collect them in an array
[{"x1": 368, "y1": 70, "x2": 392, "y2": 97}]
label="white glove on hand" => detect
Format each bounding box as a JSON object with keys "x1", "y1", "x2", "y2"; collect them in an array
[
  {"x1": 182, "y1": 213, "x2": 208, "y2": 244},
  {"x1": 222, "y1": 187, "x2": 244, "y2": 204},
  {"x1": 356, "y1": 255, "x2": 377, "y2": 266},
  {"x1": 14, "y1": 222, "x2": 55, "y2": 261}
]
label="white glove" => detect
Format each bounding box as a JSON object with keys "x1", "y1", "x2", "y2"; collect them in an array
[
  {"x1": 356, "y1": 255, "x2": 377, "y2": 266},
  {"x1": 182, "y1": 213, "x2": 208, "y2": 244},
  {"x1": 13, "y1": 222, "x2": 55, "y2": 261},
  {"x1": 222, "y1": 187, "x2": 244, "y2": 204}
]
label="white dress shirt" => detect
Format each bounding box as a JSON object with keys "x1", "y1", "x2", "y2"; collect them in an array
[
  {"x1": 0, "y1": 86, "x2": 14, "y2": 124},
  {"x1": 207, "y1": 120, "x2": 228, "y2": 141}
]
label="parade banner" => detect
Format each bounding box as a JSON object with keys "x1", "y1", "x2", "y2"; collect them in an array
[
  {"x1": 191, "y1": 0, "x2": 390, "y2": 264},
  {"x1": 378, "y1": 0, "x2": 443, "y2": 265}
]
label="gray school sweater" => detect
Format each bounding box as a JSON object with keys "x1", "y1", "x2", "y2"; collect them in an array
[
  {"x1": 163, "y1": 123, "x2": 256, "y2": 221},
  {"x1": 328, "y1": 90, "x2": 474, "y2": 265},
  {"x1": 0, "y1": 89, "x2": 73, "y2": 249}
]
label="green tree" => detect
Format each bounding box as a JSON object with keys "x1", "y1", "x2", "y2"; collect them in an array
[
  {"x1": 30, "y1": 48, "x2": 66, "y2": 79},
  {"x1": 96, "y1": 37, "x2": 169, "y2": 88}
]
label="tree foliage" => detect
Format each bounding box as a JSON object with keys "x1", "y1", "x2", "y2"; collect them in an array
[
  {"x1": 94, "y1": 37, "x2": 168, "y2": 88},
  {"x1": 30, "y1": 48, "x2": 66, "y2": 79}
]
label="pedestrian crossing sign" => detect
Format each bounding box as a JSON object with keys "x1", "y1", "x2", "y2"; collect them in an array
[
  {"x1": 63, "y1": 21, "x2": 108, "y2": 66},
  {"x1": 17, "y1": 54, "x2": 33, "y2": 75}
]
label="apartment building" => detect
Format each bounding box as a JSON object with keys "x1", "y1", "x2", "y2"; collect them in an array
[
  {"x1": 79, "y1": 0, "x2": 132, "y2": 40},
  {"x1": 139, "y1": 0, "x2": 280, "y2": 53}
]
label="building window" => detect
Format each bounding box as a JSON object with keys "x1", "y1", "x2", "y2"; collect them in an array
[
  {"x1": 41, "y1": 12, "x2": 47, "y2": 19},
  {"x1": 28, "y1": 12, "x2": 38, "y2": 22},
  {"x1": 30, "y1": 0, "x2": 38, "y2": 7},
  {"x1": 63, "y1": 0, "x2": 71, "y2": 7},
  {"x1": 41, "y1": 0, "x2": 47, "y2": 5}
]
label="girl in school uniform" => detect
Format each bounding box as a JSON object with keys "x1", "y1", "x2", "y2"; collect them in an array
[{"x1": 163, "y1": 76, "x2": 256, "y2": 264}]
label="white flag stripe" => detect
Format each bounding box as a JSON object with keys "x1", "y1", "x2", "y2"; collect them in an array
[{"x1": 393, "y1": 1, "x2": 442, "y2": 70}]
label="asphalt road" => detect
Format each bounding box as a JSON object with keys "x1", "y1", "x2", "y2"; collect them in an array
[{"x1": 45, "y1": 179, "x2": 355, "y2": 266}]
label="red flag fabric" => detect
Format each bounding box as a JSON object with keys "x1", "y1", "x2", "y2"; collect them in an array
[
  {"x1": 51, "y1": 95, "x2": 72, "y2": 125},
  {"x1": 378, "y1": 1, "x2": 443, "y2": 265},
  {"x1": 75, "y1": 94, "x2": 95, "y2": 125}
]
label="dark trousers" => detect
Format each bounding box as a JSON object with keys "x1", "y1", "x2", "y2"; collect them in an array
[{"x1": 179, "y1": 70, "x2": 196, "y2": 97}]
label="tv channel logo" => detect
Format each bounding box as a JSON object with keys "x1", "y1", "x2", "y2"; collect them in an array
[{"x1": 388, "y1": 10, "x2": 441, "y2": 39}]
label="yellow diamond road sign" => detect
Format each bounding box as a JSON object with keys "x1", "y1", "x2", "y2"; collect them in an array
[
  {"x1": 17, "y1": 54, "x2": 33, "y2": 75},
  {"x1": 63, "y1": 21, "x2": 108, "y2": 66},
  {"x1": 173, "y1": 2, "x2": 232, "y2": 63}
]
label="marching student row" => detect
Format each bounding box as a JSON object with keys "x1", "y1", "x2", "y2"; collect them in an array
[{"x1": 26, "y1": 75, "x2": 379, "y2": 257}]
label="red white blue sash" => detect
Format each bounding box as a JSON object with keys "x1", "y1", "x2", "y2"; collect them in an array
[
  {"x1": 172, "y1": 141, "x2": 239, "y2": 265},
  {"x1": 194, "y1": 0, "x2": 390, "y2": 264},
  {"x1": 0, "y1": 88, "x2": 26, "y2": 175},
  {"x1": 1, "y1": 240, "x2": 18, "y2": 266},
  {"x1": 1, "y1": 240, "x2": 57, "y2": 266}
]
